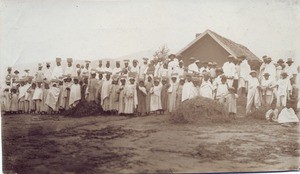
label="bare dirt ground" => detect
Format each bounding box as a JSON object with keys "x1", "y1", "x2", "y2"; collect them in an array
[{"x1": 2, "y1": 113, "x2": 300, "y2": 173}]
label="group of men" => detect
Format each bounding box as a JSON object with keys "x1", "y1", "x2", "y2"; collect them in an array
[{"x1": 1, "y1": 54, "x2": 299, "y2": 117}]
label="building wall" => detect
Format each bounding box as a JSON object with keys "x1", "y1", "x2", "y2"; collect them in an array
[{"x1": 181, "y1": 34, "x2": 230, "y2": 67}]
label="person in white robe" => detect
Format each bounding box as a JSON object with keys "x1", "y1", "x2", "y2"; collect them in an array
[
  {"x1": 168, "y1": 73, "x2": 179, "y2": 113},
  {"x1": 32, "y1": 81, "x2": 43, "y2": 113},
  {"x1": 246, "y1": 70, "x2": 261, "y2": 114},
  {"x1": 1, "y1": 81, "x2": 12, "y2": 113},
  {"x1": 181, "y1": 74, "x2": 198, "y2": 101},
  {"x1": 51, "y1": 58, "x2": 63, "y2": 79},
  {"x1": 96, "y1": 60, "x2": 105, "y2": 73},
  {"x1": 276, "y1": 72, "x2": 292, "y2": 108},
  {"x1": 139, "y1": 58, "x2": 149, "y2": 80},
  {"x1": 130, "y1": 60, "x2": 140, "y2": 74},
  {"x1": 102, "y1": 61, "x2": 113, "y2": 76},
  {"x1": 150, "y1": 77, "x2": 162, "y2": 112},
  {"x1": 260, "y1": 73, "x2": 276, "y2": 105},
  {"x1": 277, "y1": 102, "x2": 299, "y2": 125},
  {"x1": 222, "y1": 55, "x2": 236, "y2": 87},
  {"x1": 64, "y1": 58, "x2": 76, "y2": 77},
  {"x1": 45, "y1": 80, "x2": 61, "y2": 113},
  {"x1": 112, "y1": 61, "x2": 122, "y2": 75},
  {"x1": 118, "y1": 76, "x2": 127, "y2": 114},
  {"x1": 158, "y1": 63, "x2": 168, "y2": 77},
  {"x1": 123, "y1": 74, "x2": 138, "y2": 114},
  {"x1": 275, "y1": 59, "x2": 285, "y2": 80},
  {"x1": 188, "y1": 57, "x2": 199, "y2": 74},
  {"x1": 167, "y1": 54, "x2": 179, "y2": 77},
  {"x1": 81, "y1": 60, "x2": 91, "y2": 77},
  {"x1": 101, "y1": 72, "x2": 112, "y2": 111},
  {"x1": 237, "y1": 55, "x2": 251, "y2": 96},
  {"x1": 215, "y1": 76, "x2": 229, "y2": 103},
  {"x1": 259, "y1": 56, "x2": 268, "y2": 81},
  {"x1": 173, "y1": 60, "x2": 185, "y2": 77},
  {"x1": 284, "y1": 58, "x2": 297, "y2": 84},
  {"x1": 18, "y1": 80, "x2": 27, "y2": 113},
  {"x1": 44, "y1": 62, "x2": 52, "y2": 80},
  {"x1": 199, "y1": 73, "x2": 213, "y2": 99},
  {"x1": 69, "y1": 77, "x2": 81, "y2": 108},
  {"x1": 263, "y1": 57, "x2": 277, "y2": 81}
]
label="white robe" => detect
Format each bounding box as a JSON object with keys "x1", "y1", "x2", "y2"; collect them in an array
[
  {"x1": 64, "y1": 66, "x2": 76, "y2": 76},
  {"x1": 150, "y1": 84, "x2": 162, "y2": 111},
  {"x1": 238, "y1": 60, "x2": 251, "y2": 89},
  {"x1": 44, "y1": 68, "x2": 52, "y2": 80},
  {"x1": 45, "y1": 86, "x2": 61, "y2": 109},
  {"x1": 216, "y1": 83, "x2": 229, "y2": 100},
  {"x1": 264, "y1": 62, "x2": 276, "y2": 80},
  {"x1": 199, "y1": 80, "x2": 213, "y2": 99},
  {"x1": 124, "y1": 84, "x2": 138, "y2": 114},
  {"x1": 112, "y1": 67, "x2": 122, "y2": 75},
  {"x1": 284, "y1": 64, "x2": 297, "y2": 79},
  {"x1": 182, "y1": 82, "x2": 198, "y2": 101},
  {"x1": 51, "y1": 66, "x2": 63, "y2": 79},
  {"x1": 246, "y1": 77, "x2": 261, "y2": 114},
  {"x1": 69, "y1": 84, "x2": 81, "y2": 106},
  {"x1": 188, "y1": 63, "x2": 199, "y2": 74},
  {"x1": 32, "y1": 87, "x2": 43, "y2": 100},
  {"x1": 277, "y1": 108, "x2": 299, "y2": 123},
  {"x1": 168, "y1": 81, "x2": 178, "y2": 112},
  {"x1": 222, "y1": 62, "x2": 235, "y2": 78}
]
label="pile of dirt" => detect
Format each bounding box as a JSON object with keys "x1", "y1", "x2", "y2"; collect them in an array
[
  {"x1": 246, "y1": 105, "x2": 270, "y2": 120},
  {"x1": 63, "y1": 101, "x2": 103, "y2": 117},
  {"x1": 170, "y1": 96, "x2": 229, "y2": 124}
]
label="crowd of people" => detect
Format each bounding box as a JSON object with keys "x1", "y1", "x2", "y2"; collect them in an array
[{"x1": 1, "y1": 54, "x2": 299, "y2": 125}]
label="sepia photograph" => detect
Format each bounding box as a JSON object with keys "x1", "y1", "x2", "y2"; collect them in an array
[{"x1": 0, "y1": 0, "x2": 299, "y2": 173}]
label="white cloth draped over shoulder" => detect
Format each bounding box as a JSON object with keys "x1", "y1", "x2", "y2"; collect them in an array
[{"x1": 69, "y1": 84, "x2": 81, "y2": 106}]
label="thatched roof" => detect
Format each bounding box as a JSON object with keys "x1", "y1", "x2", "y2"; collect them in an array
[{"x1": 177, "y1": 29, "x2": 261, "y2": 61}]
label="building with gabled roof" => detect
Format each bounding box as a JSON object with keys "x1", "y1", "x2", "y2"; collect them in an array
[{"x1": 177, "y1": 29, "x2": 261, "y2": 67}]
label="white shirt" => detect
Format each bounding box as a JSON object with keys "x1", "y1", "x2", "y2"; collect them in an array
[
  {"x1": 264, "y1": 62, "x2": 276, "y2": 80},
  {"x1": 222, "y1": 62, "x2": 235, "y2": 78},
  {"x1": 44, "y1": 68, "x2": 52, "y2": 80},
  {"x1": 188, "y1": 63, "x2": 199, "y2": 74},
  {"x1": 64, "y1": 66, "x2": 76, "y2": 77},
  {"x1": 51, "y1": 66, "x2": 63, "y2": 79},
  {"x1": 239, "y1": 60, "x2": 251, "y2": 80},
  {"x1": 276, "y1": 78, "x2": 292, "y2": 96},
  {"x1": 285, "y1": 64, "x2": 297, "y2": 79},
  {"x1": 112, "y1": 67, "x2": 122, "y2": 75}
]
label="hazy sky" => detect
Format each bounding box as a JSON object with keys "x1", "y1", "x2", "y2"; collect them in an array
[{"x1": 1, "y1": 0, "x2": 300, "y2": 74}]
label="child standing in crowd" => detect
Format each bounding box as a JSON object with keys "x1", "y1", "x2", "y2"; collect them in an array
[
  {"x1": 10, "y1": 87, "x2": 19, "y2": 114},
  {"x1": 32, "y1": 81, "x2": 43, "y2": 114},
  {"x1": 124, "y1": 75, "x2": 137, "y2": 116},
  {"x1": 40, "y1": 82, "x2": 49, "y2": 114},
  {"x1": 69, "y1": 77, "x2": 81, "y2": 108},
  {"x1": 246, "y1": 70, "x2": 261, "y2": 114},
  {"x1": 265, "y1": 103, "x2": 278, "y2": 122},
  {"x1": 144, "y1": 75, "x2": 153, "y2": 115},
  {"x1": 168, "y1": 73, "x2": 178, "y2": 113},
  {"x1": 18, "y1": 80, "x2": 26, "y2": 113},
  {"x1": 161, "y1": 77, "x2": 169, "y2": 114},
  {"x1": 2, "y1": 81, "x2": 11, "y2": 114},
  {"x1": 215, "y1": 76, "x2": 228, "y2": 103},
  {"x1": 176, "y1": 76, "x2": 185, "y2": 107},
  {"x1": 101, "y1": 72, "x2": 112, "y2": 113},
  {"x1": 118, "y1": 76, "x2": 126, "y2": 115},
  {"x1": 150, "y1": 77, "x2": 162, "y2": 114},
  {"x1": 136, "y1": 79, "x2": 147, "y2": 116},
  {"x1": 225, "y1": 87, "x2": 238, "y2": 119},
  {"x1": 109, "y1": 75, "x2": 120, "y2": 114}
]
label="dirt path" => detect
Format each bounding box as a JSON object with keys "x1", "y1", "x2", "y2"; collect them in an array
[{"x1": 2, "y1": 114, "x2": 300, "y2": 173}]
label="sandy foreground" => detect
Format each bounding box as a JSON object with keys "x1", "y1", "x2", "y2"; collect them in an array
[{"x1": 2, "y1": 114, "x2": 300, "y2": 173}]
